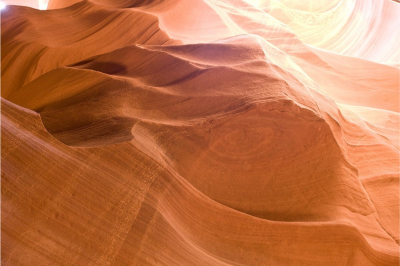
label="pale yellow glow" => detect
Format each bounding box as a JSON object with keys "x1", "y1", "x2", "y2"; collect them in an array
[
  {"x1": 243, "y1": 0, "x2": 263, "y2": 8},
  {"x1": 39, "y1": 0, "x2": 47, "y2": 10}
]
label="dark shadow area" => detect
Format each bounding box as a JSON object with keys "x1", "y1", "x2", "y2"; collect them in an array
[
  {"x1": 86, "y1": 61, "x2": 128, "y2": 75},
  {"x1": 68, "y1": 54, "x2": 102, "y2": 67}
]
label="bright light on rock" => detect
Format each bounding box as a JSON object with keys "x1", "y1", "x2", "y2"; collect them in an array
[
  {"x1": 243, "y1": 0, "x2": 263, "y2": 7},
  {"x1": 39, "y1": 0, "x2": 48, "y2": 10},
  {"x1": 0, "y1": 1, "x2": 6, "y2": 10}
]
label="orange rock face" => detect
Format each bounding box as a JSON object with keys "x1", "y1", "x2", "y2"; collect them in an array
[{"x1": 1, "y1": 0, "x2": 399, "y2": 265}]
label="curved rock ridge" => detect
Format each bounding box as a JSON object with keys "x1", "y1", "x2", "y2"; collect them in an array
[
  {"x1": 1, "y1": 0, "x2": 178, "y2": 98},
  {"x1": 269, "y1": 0, "x2": 400, "y2": 64},
  {"x1": 1, "y1": 97, "x2": 398, "y2": 265},
  {"x1": 1, "y1": 0, "x2": 399, "y2": 265}
]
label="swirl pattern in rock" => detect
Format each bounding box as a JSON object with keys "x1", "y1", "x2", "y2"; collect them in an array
[{"x1": 1, "y1": 0, "x2": 399, "y2": 265}]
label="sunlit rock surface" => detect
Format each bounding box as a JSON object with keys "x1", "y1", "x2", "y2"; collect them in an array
[
  {"x1": 2, "y1": 0, "x2": 48, "y2": 9},
  {"x1": 1, "y1": 0, "x2": 399, "y2": 265}
]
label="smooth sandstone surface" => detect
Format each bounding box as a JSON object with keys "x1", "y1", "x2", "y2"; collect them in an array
[{"x1": 1, "y1": 0, "x2": 399, "y2": 265}]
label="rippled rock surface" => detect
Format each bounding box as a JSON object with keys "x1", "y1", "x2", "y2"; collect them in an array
[{"x1": 2, "y1": 0, "x2": 399, "y2": 265}]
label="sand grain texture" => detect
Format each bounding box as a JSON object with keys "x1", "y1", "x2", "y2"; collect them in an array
[{"x1": 1, "y1": 0, "x2": 399, "y2": 265}]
